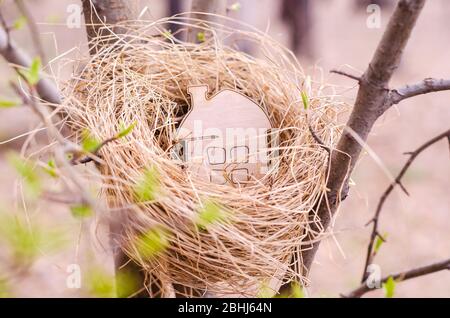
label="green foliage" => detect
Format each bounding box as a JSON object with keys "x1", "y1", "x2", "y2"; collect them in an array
[
  {"x1": 135, "y1": 227, "x2": 170, "y2": 260},
  {"x1": 162, "y1": 30, "x2": 172, "y2": 39},
  {"x1": 81, "y1": 129, "x2": 101, "y2": 153},
  {"x1": 86, "y1": 266, "x2": 140, "y2": 298},
  {"x1": 13, "y1": 16, "x2": 27, "y2": 30},
  {"x1": 229, "y1": 2, "x2": 242, "y2": 11},
  {"x1": 257, "y1": 282, "x2": 273, "y2": 298},
  {"x1": 0, "y1": 213, "x2": 66, "y2": 263},
  {"x1": 70, "y1": 204, "x2": 93, "y2": 219},
  {"x1": 116, "y1": 121, "x2": 136, "y2": 139},
  {"x1": 19, "y1": 57, "x2": 41, "y2": 86},
  {"x1": 115, "y1": 270, "x2": 141, "y2": 298},
  {"x1": 7, "y1": 152, "x2": 41, "y2": 198},
  {"x1": 275, "y1": 281, "x2": 305, "y2": 298},
  {"x1": 374, "y1": 233, "x2": 387, "y2": 254},
  {"x1": 290, "y1": 282, "x2": 305, "y2": 298},
  {"x1": 85, "y1": 267, "x2": 115, "y2": 298},
  {"x1": 0, "y1": 278, "x2": 12, "y2": 298},
  {"x1": 0, "y1": 98, "x2": 19, "y2": 108},
  {"x1": 383, "y1": 276, "x2": 396, "y2": 298},
  {"x1": 195, "y1": 199, "x2": 227, "y2": 230},
  {"x1": 133, "y1": 166, "x2": 160, "y2": 202},
  {"x1": 43, "y1": 158, "x2": 58, "y2": 178},
  {"x1": 301, "y1": 91, "x2": 309, "y2": 110},
  {"x1": 196, "y1": 32, "x2": 206, "y2": 43}
]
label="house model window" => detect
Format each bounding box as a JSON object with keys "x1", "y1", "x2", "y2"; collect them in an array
[{"x1": 175, "y1": 85, "x2": 276, "y2": 186}]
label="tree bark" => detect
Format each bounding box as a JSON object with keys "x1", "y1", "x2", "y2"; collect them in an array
[
  {"x1": 0, "y1": 26, "x2": 61, "y2": 104},
  {"x1": 81, "y1": 0, "x2": 137, "y2": 53},
  {"x1": 80, "y1": 0, "x2": 147, "y2": 297},
  {"x1": 187, "y1": 0, "x2": 227, "y2": 42},
  {"x1": 300, "y1": 0, "x2": 426, "y2": 275}
]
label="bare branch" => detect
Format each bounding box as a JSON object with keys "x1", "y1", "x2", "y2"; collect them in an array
[
  {"x1": 297, "y1": 0, "x2": 426, "y2": 278},
  {"x1": 345, "y1": 258, "x2": 450, "y2": 298},
  {"x1": 389, "y1": 78, "x2": 450, "y2": 105},
  {"x1": 11, "y1": 82, "x2": 95, "y2": 209},
  {"x1": 0, "y1": 13, "x2": 61, "y2": 104},
  {"x1": 14, "y1": 0, "x2": 47, "y2": 64},
  {"x1": 361, "y1": 128, "x2": 450, "y2": 283},
  {"x1": 330, "y1": 69, "x2": 362, "y2": 82}
]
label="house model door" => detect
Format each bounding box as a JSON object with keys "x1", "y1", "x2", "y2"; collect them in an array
[{"x1": 175, "y1": 85, "x2": 274, "y2": 186}]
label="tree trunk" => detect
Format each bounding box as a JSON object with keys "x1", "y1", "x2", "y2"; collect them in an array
[
  {"x1": 81, "y1": 0, "x2": 137, "y2": 53},
  {"x1": 187, "y1": 0, "x2": 227, "y2": 42}
]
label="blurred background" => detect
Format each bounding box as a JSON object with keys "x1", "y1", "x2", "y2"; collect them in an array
[{"x1": 0, "y1": 0, "x2": 448, "y2": 297}]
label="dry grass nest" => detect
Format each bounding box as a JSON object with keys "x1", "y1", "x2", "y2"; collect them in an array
[{"x1": 59, "y1": 14, "x2": 347, "y2": 297}]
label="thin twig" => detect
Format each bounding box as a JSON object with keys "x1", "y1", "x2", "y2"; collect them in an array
[
  {"x1": 14, "y1": 0, "x2": 47, "y2": 64},
  {"x1": 330, "y1": 69, "x2": 362, "y2": 82},
  {"x1": 361, "y1": 128, "x2": 450, "y2": 283},
  {"x1": 74, "y1": 136, "x2": 118, "y2": 165},
  {"x1": 346, "y1": 258, "x2": 450, "y2": 298},
  {"x1": 11, "y1": 81, "x2": 95, "y2": 208},
  {"x1": 308, "y1": 123, "x2": 330, "y2": 155},
  {"x1": 0, "y1": 10, "x2": 61, "y2": 104}
]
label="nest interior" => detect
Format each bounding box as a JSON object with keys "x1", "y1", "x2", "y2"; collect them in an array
[{"x1": 60, "y1": 15, "x2": 346, "y2": 297}]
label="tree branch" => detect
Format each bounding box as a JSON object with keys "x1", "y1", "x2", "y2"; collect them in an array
[
  {"x1": 361, "y1": 128, "x2": 450, "y2": 283},
  {"x1": 0, "y1": 13, "x2": 60, "y2": 104},
  {"x1": 388, "y1": 78, "x2": 450, "y2": 105},
  {"x1": 345, "y1": 258, "x2": 450, "y2": 298},
  {"x1": 298, "y1": 0, "x2": 427, "y2": 277},
  {"x1": 330, "y1": 69, "x2": 362, "y2": 82},
  {"x1": 14, "y1": 0, "x2": 47, "y2": 64}
]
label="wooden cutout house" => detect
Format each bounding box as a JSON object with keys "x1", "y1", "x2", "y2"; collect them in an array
[{"x1": 175, "y1": 85, "x2": 274, "y2": 185}]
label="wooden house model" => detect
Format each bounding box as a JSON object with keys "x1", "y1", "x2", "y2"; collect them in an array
[{"x1": 175, "y1": 85, "x2": 275, "y2": 186}]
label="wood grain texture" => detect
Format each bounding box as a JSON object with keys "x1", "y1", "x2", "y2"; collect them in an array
[{"x1": 176, "y1": 85, "x2": 272, "y2": 186}]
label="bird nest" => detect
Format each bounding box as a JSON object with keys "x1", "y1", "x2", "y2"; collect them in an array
[{"x1": 59, "y1": 15, "x2": 346, "y2": 297}]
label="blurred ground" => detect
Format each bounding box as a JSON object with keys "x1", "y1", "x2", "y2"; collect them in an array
[{"x1": 0, "y1": 0, "x2": 448, "y2": 297}]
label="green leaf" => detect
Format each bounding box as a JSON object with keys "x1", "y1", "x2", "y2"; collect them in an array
[
  {"x1": 196, "y1": 32, "x2": 206, "y2": 43},
  {"x1": 0, "y1": 278, "x2": 12, "y2": 298},
  {"x1": 257, "y1": 282, "x2": 273, "y2": 298},
  {"x1": 290, "y1": 282, "x2": 305, "y2": 298},
  {"x1": 383, "y1": 276, "x2": 396, "y2": 298},
  {"x1": 0, "y1": 99, "x2": 19, "y2": 108},
  {"x1": 85, "y1": 267, "x2": 115, "y2": 298},
  {"x1": 229, "y1": 2, "x2": 242, "y2": 11},
  {"x1": 116, "y1": 121, "x2": 136, "y2": 139},
  {"x1": 81, "y1": 129, "x2": 101, "y2": 153},
  {"x1": 7, "y1": 152, "x2": 41, "y2": 198},
  {"x1": 19, "y1": 57, "x2": 41, "y2": 86},
  {"x1": 301, "y1": 91, "x2": 309, "y2": 110},
  {"x1": 29, "y1": 57, "x2": 41, "y2": 85},
  {"x1": 162, "y1": 29, "x2": 172, "y2": 39},
  {"x1": 133, "y1": 166, "x2": 160, "y2": 202},
  {"x1": 13, "y1": 16, "x2": 27, "y2": 30},
  {"x1": 116, "y1": 270, "x2": 140, "y2": 298},
  {"x1": 135, "y1": 227, "x2": 170, "y2": 260},
  {"x1": 195, "y1": 199, "x2": 227, "y2": 230},
  {"x1": 374, "y1": 233, "x2": 387, "y2": 254},
  {"x1": 43, "y1": 158, "x2": 58, "y2": 178},
  {"x1": 0, "y1": 213, "x2": 66, "y2": 263},
  {"x1": 70, "y1": 204, "x2": 93, "y2": 219}
]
